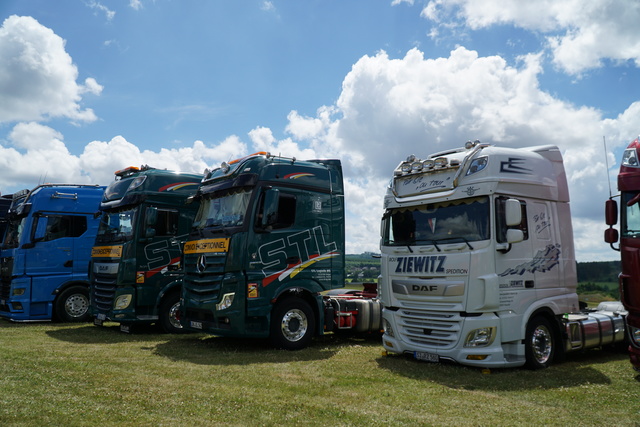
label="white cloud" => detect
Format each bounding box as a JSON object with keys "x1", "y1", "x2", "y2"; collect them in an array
[
  {"x1": 271, "y1": 47, "x2": 638, "y2": 260},
  {"x1": 130, "y1": 0, "x2": 143, "y2": 11},
  {"x1": 88, "y1": 1, "x2": 116, "y2": 21},
  {"x1": 261, "y1": 1, "x2": 275, "y2": 12},
  {"x1": 421, "y1": 0, "x2": 640, "y2": 74},
  {"x1": 0, "y1": 16, "x2": 100, "y2": 124},
  {"x1": 0, "y1": 127, "x2": 249, "y2": 195}
]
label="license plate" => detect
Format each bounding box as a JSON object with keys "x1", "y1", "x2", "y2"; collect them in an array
[
  {"x1": 190, "y1": 321, "x2": 203, "y2": 329},
  {"x1": 0, "y1": 299, "x2": 5, "y2": 305},
  {"x1": 97, "y1": 313, "x2": 106, "y2": 321},
  {"x1": 414, "y1": 351, "x2": 439, "y2": 363}
]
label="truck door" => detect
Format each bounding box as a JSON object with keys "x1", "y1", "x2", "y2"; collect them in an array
[
  {"x1": 494, "y1": 197, "x2": 536, "y2": 314},
  {"x1": 138, "y1": 207, "x2": 182, "y2": 302},
  {"x1": 27, "y1": 214, "x2": 87, "y2": 309},
  {"x1": 251, "y1": 187, "x2": 336, "y2": 292}
]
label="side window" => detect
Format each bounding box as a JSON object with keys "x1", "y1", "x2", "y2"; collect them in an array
[
  {"x1": 273, "y1": 193, "x2": 296, "y2": 229},
  {"x1": 37, "y1": 215, "x2": 87, "y2": 241},
  {"x1": 495, "y1": 197, "x2": 528, "y2": 243},
  {"x1": 154, "y1": 209, "x2": 179, "y2": 236},
  {"x1": 256, "y1": 191, "x2": 297, "y2": 230}
]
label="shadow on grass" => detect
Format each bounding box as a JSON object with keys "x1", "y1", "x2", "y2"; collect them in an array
[
  {"x1": 45, "y1": 322, "x2": 172, "y2": 344},
  {"x1": 376, "y1": 347, "x2": 628, "y2": 391},
  {"x1": 153, "y1": 331, "x2": 383, "y2": 366}
]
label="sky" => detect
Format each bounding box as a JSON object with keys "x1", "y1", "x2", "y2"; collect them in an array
[{"x1": 0, "y1": 0, "x2": 639, "y2": 261}]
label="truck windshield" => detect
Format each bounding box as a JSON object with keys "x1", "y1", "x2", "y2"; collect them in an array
[
  {"x1": 2, "y1": 218, "x2": 26, "y2": 249},
  {"x1": 382, "y1": 196, "x2": 490, "y2": 246},
  {"x1": 622, "y1": 191, "x2": 640, "y2": 238},
  {"x1": 96, "y1": 208, "x2": 137, "y2": 243},
  {"x1": 193, "y1": 189, "x2": 252, "y2": 229}
]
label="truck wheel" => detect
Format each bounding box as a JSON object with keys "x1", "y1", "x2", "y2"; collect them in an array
[
  {"x1": 55, "y1": 286, "x2": 90, "y2": 322},
  {"x1": 525, "y1": 316, "x2": 555, "y2": 369},
  {"x1": 158, "y1": 292, "x2": 185, "y2": 334},
  {"x1": 270, "y1": 298, "x2": 315, "y2": 350}
]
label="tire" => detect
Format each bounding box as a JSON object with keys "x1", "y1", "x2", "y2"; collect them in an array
[
  {"x1": 525, "y1": 316, "x2": 555, "y2": 369},
  {"x1": 55, "y1": 286, "x2": 90, "y2": 322},
  {"x1": 158, "y1": 292, "x2": 185, "y2": 334},
  {"x1": 270, "y1": 298, "x2": 315, "y2": 350}
]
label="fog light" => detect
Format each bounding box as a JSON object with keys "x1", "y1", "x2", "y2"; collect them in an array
[
  {"x1": 114, "y1": 294, "x2": 132, "y2": 310},
  {"x1": 464, "y1": 327, "x2": 496, "y2": 347},
  {"x1": 466, "y1": 354, "x2": 489, "y2": 360},
  {"x1": 12, "y1": 302, "x2": 23, "y2": 310}
]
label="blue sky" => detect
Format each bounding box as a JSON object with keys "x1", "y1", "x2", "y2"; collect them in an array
[{"x1": 1, "y1": 0, "x2": 639, "y2": 261}]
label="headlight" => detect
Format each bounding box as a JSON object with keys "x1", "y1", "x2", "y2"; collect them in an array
[
  {"x1": 383, "y1": 318, "x2": 395, "y2": 338},
  {"x1": 464, "y1": 327, "x2": 496, "y2": 347},
  {"x1": 631, "y1": 325, "x2": 640, "y2": 346},
  {"x1": 216, "y1": 293, "x2": 235, "y2": 311},
  {"x1": 12, "y1": 288, "x2": 26, "y2": 296},
  {"x1": 114, "y1": 294, "x2": 132, "y2": 310}
]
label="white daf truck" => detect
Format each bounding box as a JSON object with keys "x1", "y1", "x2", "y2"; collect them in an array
[{"x1": 379, "y1": 141, "x2": 626, "y2": 368}]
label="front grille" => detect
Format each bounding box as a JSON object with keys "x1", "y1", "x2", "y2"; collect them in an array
[
  {"x1": 0, "y1": 257, "x2": 14, "y2": 299},
  {"x1": 91, "y1": 273, "x2": 117, "y2": 313},
  {"x1": 183, "y1": 252, "x2": 228, "y2": 302},
  {"x1": 396, "y1": 308, "x2": 462, "y2": 348},
  {"x1": 0, "y1": 279, "x2": 9, "y2": 300}
]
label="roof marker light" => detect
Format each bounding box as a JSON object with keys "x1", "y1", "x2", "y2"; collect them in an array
[{"x1": 434, "y1": 157, "x2": 448, "y2": 168}]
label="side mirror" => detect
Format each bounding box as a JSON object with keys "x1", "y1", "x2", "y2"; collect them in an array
[
  {"x1": 604, "y1": 227, "x2": 619, "y2": 244},
  {"x1": 506, "y1": 229, "x2": 524, "y2": 244},
  {"x1": 505, "y1": 199, "x2": 522, "y2": 226},
  {"x1": 261, "y1": 189, "x2": 280, "y2": 228},
  {"x1": 145, "y1": 207, "x2": 158, "y2": 227},
  {"x1": 605, "y1": 199, "x2": 618, "y2": 226}
]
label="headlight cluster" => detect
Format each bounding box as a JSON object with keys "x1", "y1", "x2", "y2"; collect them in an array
[
  {"x1": 216, "y1": 293, "x2": 235, "y2": 311},
  {"x1": 114, "y1": 294, "x2": 132, "y2": 310},
  {"x1": 464, "y1": 327, "x2": 496, "y2": 347},
  {"x1": 383, "y1": 318, "x2": 395, "y2": 338},
  {"x1": 630, "y1": 325, "x2": 640, "y2": 346}
]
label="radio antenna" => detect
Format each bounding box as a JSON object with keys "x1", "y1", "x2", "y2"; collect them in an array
[{"x1": 603, "y1": 136, "x2": 613, "y2": 198}]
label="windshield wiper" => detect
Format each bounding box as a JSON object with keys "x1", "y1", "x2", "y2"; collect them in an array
[{"x1": 431, "y1": 236, "x2": 474, "y2": 250}]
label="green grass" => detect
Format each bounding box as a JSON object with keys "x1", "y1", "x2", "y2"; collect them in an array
[{"x1": 1, "y1": 320, "x2": 639, "y2": 426}]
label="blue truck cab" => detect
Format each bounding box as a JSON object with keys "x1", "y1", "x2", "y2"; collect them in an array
[{"x1": 0, "y1": 184, "x2": 105, "y2": 322}]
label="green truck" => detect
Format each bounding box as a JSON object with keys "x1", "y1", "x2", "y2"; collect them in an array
[
  {"x1": 90, "y1": 166, "x2": 201, "y2": 333},
  {"x1": 180, "y1": 152, "x2": 381, "y2": 349}
]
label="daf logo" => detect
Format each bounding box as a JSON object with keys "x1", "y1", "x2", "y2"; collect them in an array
[{"x1": 196, "y1": 254, "x2": 207, "y2": 273}]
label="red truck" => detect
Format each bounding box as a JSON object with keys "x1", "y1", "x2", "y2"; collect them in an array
[{"x1": 605, "y1": 136, "x2": 640, "y2": 371}]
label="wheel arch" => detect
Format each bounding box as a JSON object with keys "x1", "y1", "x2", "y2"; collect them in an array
[
  {"x1": 523, "y1": 306, "x2": 566, "y2": 363},
  {"x1": 273, "y1": 286, "x2": 322, "y2": 335},
  {"x1": 156, "y1": 279, "x2": 183, "y2": 310},
  {"x1": 52, "y1": 280, "x2": 90, "y2": 297}
]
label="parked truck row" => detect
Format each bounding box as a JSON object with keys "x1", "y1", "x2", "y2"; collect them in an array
[{"x1": 0, "y1": 141, "x2": 634, "y2": 370}]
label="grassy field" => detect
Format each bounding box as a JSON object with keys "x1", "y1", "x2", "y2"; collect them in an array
[{"x1": 1, "y1": 320, "x2": 639, "y2": 426}]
